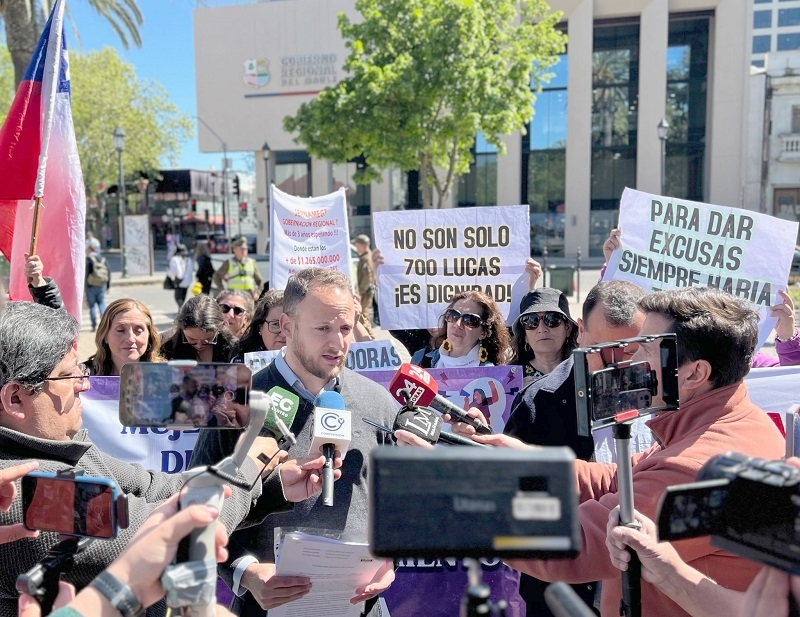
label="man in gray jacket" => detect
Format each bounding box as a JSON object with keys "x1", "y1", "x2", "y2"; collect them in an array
[
  {"x1": 0, "y1": 301, "x2": 334, "y2": 617},
  {"x1": 192, "y1": 267, "x2": 398, "y2": 616}
]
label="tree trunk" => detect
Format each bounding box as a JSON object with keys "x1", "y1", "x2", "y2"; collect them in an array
[
  {"x1": 420, "y1": 152, "x2": 432, "y2": 209},
  {"x1": 5, "y1": 0, "x2": 43, "y2": 87}
]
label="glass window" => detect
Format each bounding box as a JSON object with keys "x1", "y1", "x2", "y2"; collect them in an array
[
  {"x1": 524, "y1": 53, "x2": 568, "y2": 256},
  {"x1": 332, "y1": 160, "x2": 371, "y2": 217},
  {"x1": 779, "y1": 8, "x2": 800, "y2": 26},
  {"x1": 274, "y1": 163, "x2": 310, "y2": 197},
  {"x1": 792, "y1": 106, "x2": 800, "y2": 133},
  {"x1": 778, "y1": 33, "x2": 800, "y2": 50},
  {"x1": 664, "y1": 18, "x2": 709, "y2": 203},
  {"x1": 755, "y1": 0, "x2": 772, "y2": 3},
  {"x1": 752, "y1": 59, "x2": 766, "y2": 68},
  {"x1": 755, "y1": 10, "x2": 772, "y2": 28},
  {"x1": 753, "y1": 35, "x2": 772, "y2": 54},
  {"x1": 457, "y1": 133, "x2": 498, "y2": 208}
]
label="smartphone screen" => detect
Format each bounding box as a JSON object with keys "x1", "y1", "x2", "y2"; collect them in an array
[
  {"x1": 590, "y1": 361, "x2": 653, "y2": 421},
  {"x1": 22, "y1": 474, "x2": 117, "y2": 538},
  {"x1": 119, "y1": 363, "x2": 252, "y2": 429}
]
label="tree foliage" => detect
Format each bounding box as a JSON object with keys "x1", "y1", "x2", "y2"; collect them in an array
[
  {"x1": 284, "y1": 0, "x2": 566, "y2": 208},
  {"x1": 0, "y1": 46, "x2": 192, "y2": 198}
]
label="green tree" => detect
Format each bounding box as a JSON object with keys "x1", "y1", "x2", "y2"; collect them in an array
[
  {"x1": 284, "y1": 0, "x2": 566, "y2": 209},
  {"x1": 2, "y1": 0, "x2": 142, "y2": 87}
]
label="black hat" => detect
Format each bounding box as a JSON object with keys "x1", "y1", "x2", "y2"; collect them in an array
[{"x1": 516, "y1": 287, "x2": 576, "y2": 329}]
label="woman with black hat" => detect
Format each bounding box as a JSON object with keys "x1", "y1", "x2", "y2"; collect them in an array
[{"x1": 511, "y1": 287, "x2": 579, "y2": 388}]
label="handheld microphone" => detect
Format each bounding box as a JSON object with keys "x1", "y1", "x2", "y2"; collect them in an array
[
  {"x1": 388, "y1": 364, "x2": 493, "y2": 435},
  {"x1": 263, "y1": 386, "x2": 301, "y2": 445},
  {"x1": 310, "y1": 391, "x2": 351, "y2": 507},
  {"x1": 393, "y1": 407, "x2": 489, "y2": 448}
]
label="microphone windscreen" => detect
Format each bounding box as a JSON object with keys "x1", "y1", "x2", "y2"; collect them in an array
[
  {"x1": 315, "y1": 390, "x2": 346, "y2": 410},
  {"x1": 393, "y1": 407, "x2": 443, "y2": 444},
  {"x1": 388, "y1": 364, "x2": 438, "y2": 407},
  {"x1": 263, "y1": 386, "x2": 300, "y2": 436}
]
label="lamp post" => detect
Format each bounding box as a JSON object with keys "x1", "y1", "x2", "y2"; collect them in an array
[
  {"x1": 262, "y1": 142, "x2": 271, "y2": 254},
  {"x1": 113, "y1": 126, "x2": 126, "y2": 277},
  {"x1": 657, "y1": 118, "x2": 669, "y2": 197}
]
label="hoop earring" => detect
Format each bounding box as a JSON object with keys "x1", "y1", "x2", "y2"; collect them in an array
[
  {"x1": 524, "y1": 342, "x2": 531, "y2": 353},
  {"x1": 442, "y1": 339, "x2": 453, "y2": 353},
  {"x1": 478, "y1": 345, "x2": 488, "y2": 363}
]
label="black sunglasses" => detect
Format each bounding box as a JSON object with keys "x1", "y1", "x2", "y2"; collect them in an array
[
  {"x1": 444, "y1": 308, "x2": 485, "y2": 329},
  {"x1": 219, "y1": 303, "x2": 246, "y2": 316},
  {"x1": 519, "y1": 311, "x2": 566, "y2": 330}
]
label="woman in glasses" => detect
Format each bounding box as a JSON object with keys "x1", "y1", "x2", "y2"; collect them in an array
[
  {"x1": 230, "y1": 290, "x2": 286, "y2": 362},
  {"x1": 161, "y1": 295, "x2": 235, "y2": 363},
  {"x1": 511, "y1": 287, "x2": 579, "y2": 388},
  {"x1": 410, "y1": 290, "x2": 510, "y2": 368},
  {"x1": 86, "y1": 299, "x2": 165, "y2": 375},
  {"x1": 216, "y1": 289, "x2": 254, "y2": 338}
]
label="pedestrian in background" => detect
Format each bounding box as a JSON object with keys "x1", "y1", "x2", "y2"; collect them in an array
[
  {"x1": 85, "y1": 245, "x2": 110, "y2": 331},
  {"x1": 353, "y1": 234, "x2": 376, "y2": 324},
  {"x1": 195, "y1": 241, "x2": 215, "y2": 295},
  {"x1": 167, "y1": 244, "x2": 195, "y2": 309}
]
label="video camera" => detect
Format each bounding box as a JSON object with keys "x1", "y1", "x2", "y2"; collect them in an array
[
  {"x1": 573, "y1": 333, "x2": 680, "y2": 436},
  {"x1": 657, "y1": 451, "x2": 800, "y2": 574},
  {"x1": 369, "y1": 446, "x2": 580, "y2": 559}
]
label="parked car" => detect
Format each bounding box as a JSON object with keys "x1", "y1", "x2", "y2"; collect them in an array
[{"x1": 195, "y1": 232, "x2": 229, "y2": 254}]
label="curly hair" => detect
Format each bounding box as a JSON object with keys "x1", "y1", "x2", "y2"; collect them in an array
[
  {"x1": 88, "y1": 299, "x2": 164, "y2": 376},
  {"x1": 431, "y1": 291, "x2": 510, "y2": 365}
]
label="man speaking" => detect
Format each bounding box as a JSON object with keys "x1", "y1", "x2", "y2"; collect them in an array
[{"x1": 192, "y1": 267, "x2": 397, "y2": 615}]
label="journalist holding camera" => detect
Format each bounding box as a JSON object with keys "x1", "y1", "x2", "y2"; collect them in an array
[
  {"x1": 0, "y1": 302, "x2": 341, "y2": 616},
  {"x1": 444, "y1": 286, "x2": 786, "y2": 617}
]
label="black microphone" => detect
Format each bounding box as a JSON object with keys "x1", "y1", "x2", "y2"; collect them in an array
[
  {"x1": 393, "y1": 407, "x2": 489, "y2": 448},
  {"x1": 544, "y1": 582, "x2": 597, "y2": 617}
]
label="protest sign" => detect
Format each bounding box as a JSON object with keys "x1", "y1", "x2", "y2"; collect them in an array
[
  {"x1": 244, "y1": 340, "x2": 403, "y2": 376},
  {"x1": 361, "y1": 365, "x2": 523, "y2": 434},
  {"x1": 243, "y1": 350, "x2": 281, "y2": 375},
  {"x1": 81, "y1": 377, "x2": 199, "y2": 474},
  {"x1": 604, "y1": 188, "x2": 799, "y2": 347},
  {"x1": 269, "y1": 185, "x2": 352, "y2": 290},
  {"x1": 373, "y1": 206, "x2": 529, "y2": 329}
]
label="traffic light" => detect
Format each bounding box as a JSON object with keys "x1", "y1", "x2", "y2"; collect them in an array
[
  {"x1": 190, "y1": 199, "x2": 197, "y2": 212},
  {"x1": 233, "y1": 176, "x2": 241, "y2": 200},
  {"x1": 239, "y1": 202, "x2": 248, "y2": 219}
]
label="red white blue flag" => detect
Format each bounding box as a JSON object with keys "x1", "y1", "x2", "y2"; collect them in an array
[{"x1": 0, "y1": 0, "x2": 86, "y2": 321}]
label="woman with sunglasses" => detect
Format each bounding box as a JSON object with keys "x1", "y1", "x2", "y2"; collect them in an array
[
  {"x1": 86, "y1": 299, "x2": 165, "y2": 375},
  {"x1": 511, "y1": 287, "x2": 579, "y2": 388},
  {"x1": 216, "y1": 289, "x2": 254, "y2": 338},
  {"x1": 230, "y1": 289, "x2": 286, "y2": 362},
  {"x1": 161, "y1": 295, "x2": 235, "y2": 363},
  {"x1": 410, "y1": 291, "x2": 510, "y2": 368}
]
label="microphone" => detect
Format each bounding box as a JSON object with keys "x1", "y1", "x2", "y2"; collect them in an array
[
  {"x1": 393, "y1": 407, "x2": 489, "y2": 448},
  {"x1": 310, "y1": 390, "x2": 351, "y2": 507},
  {"x1": 263, "y1": 386, "x2": 301, "y2": 446},
  {"x1": 544, "y1": 582, "x2": 597, "y2": 617},
  {"x1": 388, "y1": 364, "x2": 493, "y2": 435}
]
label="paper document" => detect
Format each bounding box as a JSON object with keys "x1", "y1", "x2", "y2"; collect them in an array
[{"x1": 269, "y1": 532, "x2": 385, "y2": 617}]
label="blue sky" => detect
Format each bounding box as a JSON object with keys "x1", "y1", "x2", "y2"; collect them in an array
[{"x1": 66, "y1": 0, "x2": 252, "y2": 171}]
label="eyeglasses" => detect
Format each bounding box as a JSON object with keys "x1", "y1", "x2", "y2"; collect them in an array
[
  {"x1": 263, "y1": 319, "x2": 281, "y2": 334},
  {"x1": 43, "y1": 366, "x2": 91, "y2": 386},
  {"x1": 519, "y1": 312, "x2": 566, "y2": 330},
  {"x1": 443, "y1": 308, "x2": 485, "y2": 329},
  {"x1": 182, "y1": 333, "x2": 218, "y2": 347},
  {"x1": 219, "y1": 304, "x2": 247, "y2": 317}
]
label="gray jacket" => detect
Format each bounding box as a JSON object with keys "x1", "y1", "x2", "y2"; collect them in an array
[
  {"x1": 191, "y1": 363, "x2": 397, "y2": 617},
  {"x1": 0, "y1": 425, "x2": 279, "y2": 617}
]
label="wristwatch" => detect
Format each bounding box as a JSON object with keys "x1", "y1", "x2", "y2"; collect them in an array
[{"x1": 89, "y1": 571, "x2": 145, "y2": 617}]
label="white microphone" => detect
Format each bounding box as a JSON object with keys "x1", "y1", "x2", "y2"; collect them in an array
[{"x1": 309, "y1": 390, "x2": 351, "y2": 507}]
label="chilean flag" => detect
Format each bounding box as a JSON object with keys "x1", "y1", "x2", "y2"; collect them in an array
[{"x1": 0, "y1": 0, "x2": 86, "y2": 321}]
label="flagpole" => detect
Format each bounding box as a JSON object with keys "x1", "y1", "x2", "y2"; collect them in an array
[{"x1": 29, "y1": 197, "x2": 43, "y2": 256}]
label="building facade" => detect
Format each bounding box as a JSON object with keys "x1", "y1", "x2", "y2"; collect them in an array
[
  {"x1": 194, "y1": 0, "x2": 751, "y2": 259},
  {"x1": 752, "y1": 0, "x2": 800, "y2": 68}
]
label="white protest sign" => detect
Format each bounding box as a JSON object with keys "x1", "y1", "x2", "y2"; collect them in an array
[
  {"x1": 373, "y1": 205, "x2": 529, "y2": 329},
  {"x1": 81, "y1": 377, "x2": 199, "y2": 474},
  {"x1": 345, "y1": 340, "x2": 403, "y2": 372},
  {"x1": 604, "y1": 188, "x2": 799, "y2": 348},
  {"x1": 269, "y1": 185, "x2": 352, "y2": 290},
  {"x1": 243, "y1": 350, "x2": 281, "y2": 375}
]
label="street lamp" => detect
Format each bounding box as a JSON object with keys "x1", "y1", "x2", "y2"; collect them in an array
[
  {"x1": 113, "y1": 125, "x2": 126, "y2": 277},
  {"x1": 657, "y1": 117, "x2": 669, "y2": 197},
  {"x1": 262, "y1": 142, "x2": 271, "y2": 255}
]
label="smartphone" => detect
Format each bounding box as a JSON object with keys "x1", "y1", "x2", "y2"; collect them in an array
[
  {"x1": 589, "y1": 361, "x2": 655, "y2": 421},
  {"x1": 21, "y1": 472, "x2": 127, "y2": 539},
  {"x1": 119, "y1": 363, "x2": 252, "y2": 429}
]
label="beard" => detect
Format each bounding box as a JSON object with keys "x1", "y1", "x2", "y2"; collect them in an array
[{"x1": 292, "y1": 333, "x2": 345, "y2": 383}]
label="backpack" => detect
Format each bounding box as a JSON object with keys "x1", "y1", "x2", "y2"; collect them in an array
[{"x1": 87, "y1": 256, "x2": 109, "y2": 286}]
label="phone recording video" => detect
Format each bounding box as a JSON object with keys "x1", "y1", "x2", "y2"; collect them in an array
[
  {"x1": 119, "y1": 363, "x2": 252, "y2": 429},
  {"x1": 590, "y1": 362, "x2": 654, "y2": 421},
  {"x1": 21, "y1": 472, "x2": 127, "y2": 539}
]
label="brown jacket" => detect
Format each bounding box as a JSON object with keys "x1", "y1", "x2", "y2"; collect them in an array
[{"x1": 517, "y1": 382, "x2": 785, "y2": 617}]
